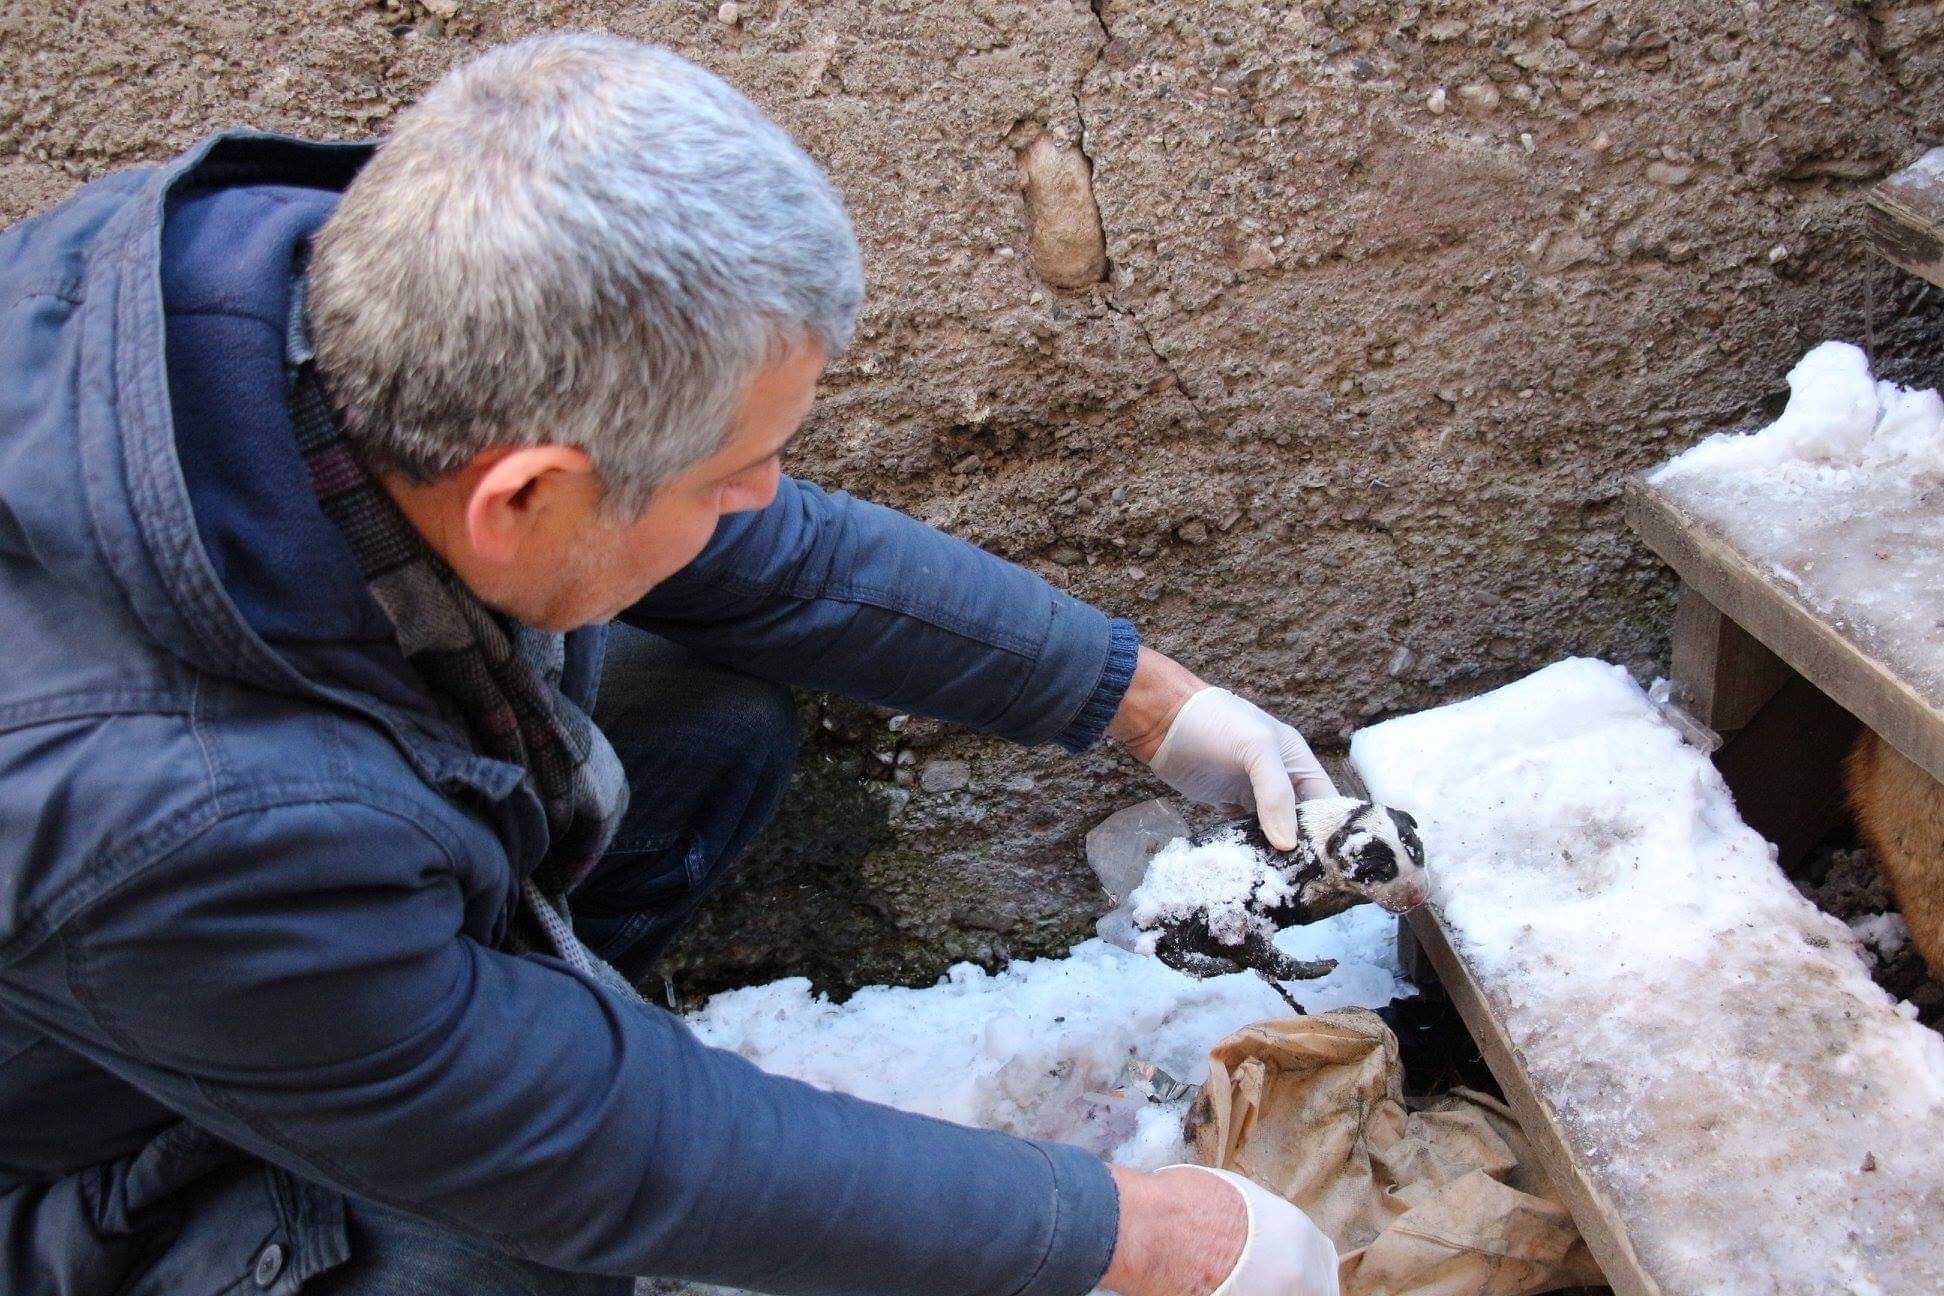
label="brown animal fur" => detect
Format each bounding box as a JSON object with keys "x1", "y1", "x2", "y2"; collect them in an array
[{"x1": 1845, "y1": 731, "x2": 1944, "y2": 979}]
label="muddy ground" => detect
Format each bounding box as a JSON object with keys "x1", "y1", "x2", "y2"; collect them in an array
[{"x1": 5, "y1": 1, "x2": 1942, "y2": 993}]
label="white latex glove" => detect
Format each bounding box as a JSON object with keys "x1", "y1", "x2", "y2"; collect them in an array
[
  {"x1": 1161, "y1": 1164, "x2": 1340, "y2": 1296},
  {"x1": 1147, "y1": 687, "x2": 1337, "y2": 851}
]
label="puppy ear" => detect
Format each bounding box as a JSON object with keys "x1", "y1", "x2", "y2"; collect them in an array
[{"x1": 1390, "y1": 808, "x2": 1417, "y2": 830}]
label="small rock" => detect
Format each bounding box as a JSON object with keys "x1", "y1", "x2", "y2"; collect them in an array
[
  {"x1": 1645, "y1": 161, "x2": 1692, "y2": 186},
  {"x1": 1387, "y1": 645, "x2": 1417, "y2": 677},
  {"x1": 1861, "y1": 1152, "x2": 1877, "y2": 1173},
  {"x1": 1427, "y1": 86, "x2": 1447, "y2": 115},
  {"x1": 952, "y1": 453, "x2": 982, "y2": 474},
  {"x1": 1767, "y1": 243, "x2": 1791, "y2": 264},
  {"x1": 1519, "y1": 132, "x2": 1535, "y2": 154},
  {"x1": 1235, "y1": 238, "x2": 1277, "y2": 272},
  {"x1": 715, "y1": 1, "x2": 744, "y2": 24},
  {"x1": 1541, "y1": 232, "x2": 1600, "y2": 272},
  {"x1": 1589, "y1": 131, "x2": 1612, "y2": 153},
  {"x1": 1455, "y1": 82, "x2": 1500, "y2": 112},
  {"x1": 920, "y1": 760, "x2": 971, "y2": 793},
  {"x1": 1176, "y1": 520, "x2": 1210, "y2": 545},
  {"x1": 1562, "y1": 15, "x2": 1605, "y2": 50},
  {"x1": 1017, "y1": 134, "x2": 1107, "y2": 290}
]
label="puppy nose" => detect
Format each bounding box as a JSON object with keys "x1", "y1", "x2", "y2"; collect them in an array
[{"x1": 1382, "y1": 883, "x2": 1427, "y2": 914}]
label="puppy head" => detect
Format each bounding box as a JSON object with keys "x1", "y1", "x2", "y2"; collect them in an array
[{"x1": 1297, "y1": 797, "x2": 1428, "y2": 914}]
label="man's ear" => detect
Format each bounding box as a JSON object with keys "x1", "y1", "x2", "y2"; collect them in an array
[{"x1": 462, "y1": 445, "x2": 596, "y2": 566}]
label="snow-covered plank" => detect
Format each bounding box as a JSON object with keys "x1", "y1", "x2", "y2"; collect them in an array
[
  {"x1": 1867, "y1": 146, "x2": 1944, "y2": 288},
  {"x1": 1353, "y1": 659, "x2": 1944, "y2": 1296},
  {"x1": 1629, "y1": 341, "x2": 1944, "y2": 784}
]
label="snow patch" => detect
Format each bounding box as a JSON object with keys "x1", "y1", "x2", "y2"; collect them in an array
[
  {"x1": 687, "y1": 912, "x2": 1408, "y2": 1167},
  {"x1": 1851, "y1": 911, "x2": 1912, "y2": 965},
  {"x1": 1127, "y1": 827, "x2": 1290, "y2": 948},
  {"x1": 1649, "y1": 340, "x2": 1944, "y2": 693},
  {"x1": 1351, "y1": 657, "x2": 1944, "y2": 1294}
]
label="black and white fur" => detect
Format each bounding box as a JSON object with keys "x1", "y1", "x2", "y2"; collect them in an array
[{"x1": 1145, "y1": 798, "x2": 1428, "y2": 986}]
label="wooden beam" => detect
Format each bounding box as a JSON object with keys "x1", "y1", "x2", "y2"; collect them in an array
[
  {"x1": 1627, "y1": 480, "x2": 1944, "y2": 786},
  {"x1": 1406, "y1": 907, "x2": 1661, "y2": 1296},
  {"x1": 1866, "y1": 146, "x2": 1944, "y2": 288},
  {"x1": 1668, "y1": 584, "x2": 1790, "y2": 734}
]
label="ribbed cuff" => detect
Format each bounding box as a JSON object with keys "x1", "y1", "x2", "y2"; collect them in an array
[
  {"x1": 1016, "y1": 1140, "x2": 1121, "y2": 1296},
  {"x1": 1052, "y1": 617, "x2": 1140, "y2": 754}
]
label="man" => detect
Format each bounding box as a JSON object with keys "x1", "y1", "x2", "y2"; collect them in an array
[{"x1": 0, "y1": 34, "x2": 1340, "y2": 1296}]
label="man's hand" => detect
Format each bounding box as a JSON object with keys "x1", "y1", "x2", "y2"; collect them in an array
[
  {"x1": 1107, "y1": 647, "x2": 1337, "y2": 851},
  {"x1": 1101, "y1": 1164, "x2": 1339, "y2": 1296}
]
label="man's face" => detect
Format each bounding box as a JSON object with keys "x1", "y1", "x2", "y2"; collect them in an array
[{"x1": 491, "y1": 340, "x2": 826, "y2": 631}]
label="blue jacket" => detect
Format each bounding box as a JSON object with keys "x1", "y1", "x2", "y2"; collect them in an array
[{"x1": 0, "y1": 132, "x2": 1138, "y2": 1296}]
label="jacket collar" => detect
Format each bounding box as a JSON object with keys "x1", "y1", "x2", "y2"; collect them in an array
[{"x1": 89, "y1": 131, "x2": 522, "y2": 801}]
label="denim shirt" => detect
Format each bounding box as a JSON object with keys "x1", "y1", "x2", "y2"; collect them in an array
[{"x1": 0, "y1": 132, "x2": 1137, "y2": 1296}]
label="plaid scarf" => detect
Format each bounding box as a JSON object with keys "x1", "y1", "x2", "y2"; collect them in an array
[{"x1": 285, "y1": 272, "x2": 633, "y2": 991}]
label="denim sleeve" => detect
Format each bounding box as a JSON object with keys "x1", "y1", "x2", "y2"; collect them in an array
[
  {"x1": 622, "y1": 477, "x2": 1139, "y2": 752},
  {"x1": 1, "y1": 801, "x2": 1119, "y2": 1294}
]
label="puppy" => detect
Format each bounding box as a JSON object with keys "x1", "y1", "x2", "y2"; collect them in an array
[
  {"x1": 1846, "y1": 731, "x2": 1944, "y2": 980},
  {"x1": 1134, "y1": 798, "x2": 1428, "y2": 985}
]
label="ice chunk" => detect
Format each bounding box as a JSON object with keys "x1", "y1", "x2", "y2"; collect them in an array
[{"x1": 1654, "y1": 340, "x2": 1883, "y2": 474}]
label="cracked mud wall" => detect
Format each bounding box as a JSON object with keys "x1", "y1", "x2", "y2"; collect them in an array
[{"x1": 6, "y1": 1, "x2": 1942, "y2": 995}]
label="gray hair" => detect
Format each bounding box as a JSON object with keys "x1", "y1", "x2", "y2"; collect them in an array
[{"x1": 307, "y1": 33, "x2": 863, "y2": 513}]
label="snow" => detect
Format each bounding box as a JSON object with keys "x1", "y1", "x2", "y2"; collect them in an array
[
  {"x1": 1126, "y1": 826, "x2": 1291, "y2": 949},
  {"x1": 1649, "y1": 340, "x2": 1944, "y2": 693},
  {"x1": 687, "y1": 909, "x2": 1409, "y2": 1170},
  {"x1": 1851, "y1": 911, "x2": 1912, "y2": 965},
  {"x1": 1351, "y1": 657, "x2": 1944, "y2": 1294}
]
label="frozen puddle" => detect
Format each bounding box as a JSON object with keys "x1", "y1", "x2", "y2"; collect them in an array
[{"x1": 1353, "y1": 658, "x2": 1944, "y2": 1295}]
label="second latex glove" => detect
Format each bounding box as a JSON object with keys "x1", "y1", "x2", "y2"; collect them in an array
[
  {"x1": 1161, "y1": 1164, "x2": 1340, "y2": 1296},
  {"x1": 1148, "y1": 687, "x2": 1337, "y2": 851}
]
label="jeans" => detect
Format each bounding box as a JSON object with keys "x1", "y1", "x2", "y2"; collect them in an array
[
  {"x1": 305, "y1": 625, "x2": 800, "y2": 1294},
  {"x1": 572, "y1": 624, "x2": 801, "y2": 983}
]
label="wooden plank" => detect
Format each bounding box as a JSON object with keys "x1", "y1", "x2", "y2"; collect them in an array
[
  {"x1": 1668, "y1": 584, "x2": 1789, "y2": 733},
  {"x1": 1626, "y1": 479, "x2": 1944, "y2": 785},
  {"x1": 1406, "y1": 906, "x2": 1660, "y2": 1296},
  {"x1": 1866, "y1": 146, "x2": 1944, "y2": 288}
]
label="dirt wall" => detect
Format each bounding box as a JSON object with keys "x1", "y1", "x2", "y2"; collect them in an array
[{"x1": 6, "y1": 0, "x2": 1941, "y2": 995}]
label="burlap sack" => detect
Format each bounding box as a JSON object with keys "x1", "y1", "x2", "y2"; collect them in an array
[{"x1": 1185, "y1": 1010, "x2": 1605, "y2": 1296}]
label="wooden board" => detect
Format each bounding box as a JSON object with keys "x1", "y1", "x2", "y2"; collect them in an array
[
  {"x1": 1406, "y1": 906, "x2": 1661, "y2": 1296},
  {"x1": 1668, "y1": 585, "x2": 1789, "y2": 734},
  {"x1": 1627, "y1": 478, "x2": 1944, "y2": 785},
  {"x1": 1866, "y1": 146, "x2": 1944, "y2": 288}
]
